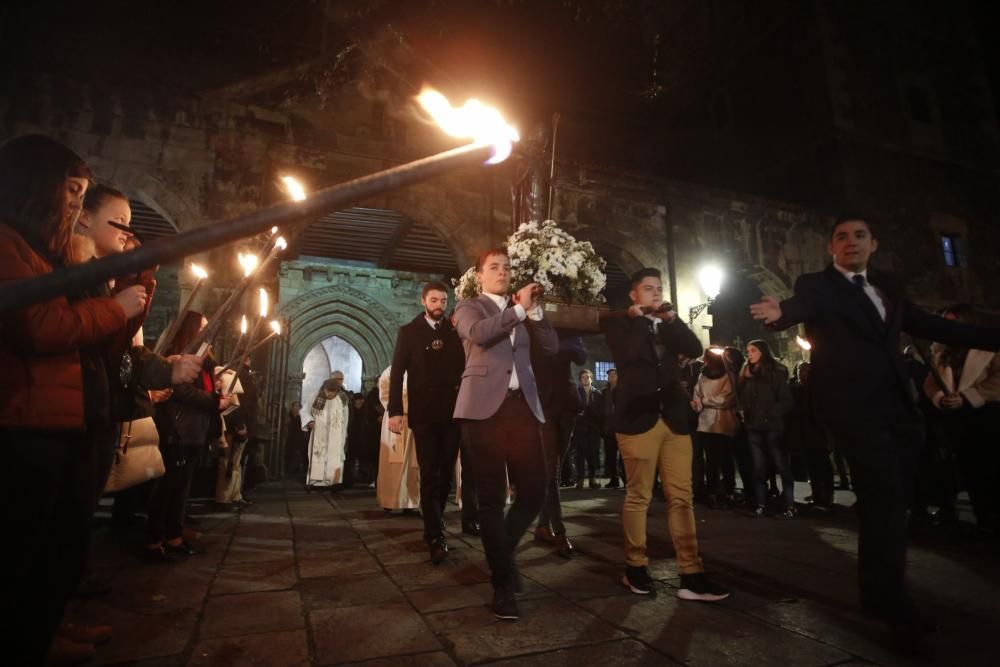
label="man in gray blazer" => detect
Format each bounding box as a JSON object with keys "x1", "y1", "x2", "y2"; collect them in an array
[{"x1": 453, "y1": 247, "x2": 559, "y2": 621}]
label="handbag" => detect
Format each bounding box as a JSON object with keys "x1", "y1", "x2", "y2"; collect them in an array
[{"x1": 104, "y1": 416, "x2": 166, "y2": 493}]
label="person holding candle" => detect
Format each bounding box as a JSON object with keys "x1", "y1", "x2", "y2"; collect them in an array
[
  {"x1": 145, "y1": 311, "x2": 235, "y2": 561},
  {"x1": 0, "y1": 135, "x2": 172, "y2": 665}
]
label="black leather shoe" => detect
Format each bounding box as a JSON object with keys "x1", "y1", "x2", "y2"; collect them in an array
[
  {"x1": 164, "y1": 540, "x2": 205, "y2": 557},
  {"x1": 462, "y1": 520, "x2": 481, "y2": 536},
  {"x1": 554, "y1": 534, "x2": 577, "y2": 559},
  {"x1": 429, "y1": 538, "x2": 449, "y2": 565},
  {"x1": 492, "y1": 585, "x2": 520, "y2": 620}
]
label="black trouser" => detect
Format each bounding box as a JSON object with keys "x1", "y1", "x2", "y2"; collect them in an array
[
  {"x1": 461, "y1": 393, "x2": 547, "y2": 588},
  {"x1": 538, "y1": 411, "x2": 576, "y2": 535},
  {"x1": 1, "y1": 429, "x2": 99, "y2": 665},
  {"x1": 241, "y1": 436, "x2": 260, "y2": 490},
  {"x1": 602, "y1": 431, "x2": 622, "y2": 482},
  {"x1": 692, "y1": 433, "x2": 707, "y2": 497},
  {"x1": 830, "y1": 421, "x2": 923, "y2": 622},
  {"x1": 458, "y1": 441, "x2": 478, "y2": 524},
  {"x1": 573, "y1": 428, "x2": 601, "y2": 481},
  {"x1": 699, "y1": 431, "x2": 736, "y2": 496},
  {"x1": 411, "y1": 422, "x2": 463, "y2": 542},
  {"x1": 804, "y1": 448, "x2": 835, "y2": 505},
  {"x1": 147, "y1": 444, "x2": 199, "y2": 544}
]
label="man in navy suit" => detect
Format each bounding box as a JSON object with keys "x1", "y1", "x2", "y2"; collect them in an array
[
  {"x1": 752, "y1": 216, "x2": 1000, "y2": 652},
  {"x1": 453, "y1": 248, "x2": 559, "y2": 621}
]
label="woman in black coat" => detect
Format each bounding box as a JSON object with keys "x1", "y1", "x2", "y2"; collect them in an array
[
  {"x1": 738, "y1": 339, "x2": 794, "y2": 517},
  {"x1": 145, "y1": 312, "x2": 234, "y2": 560}
]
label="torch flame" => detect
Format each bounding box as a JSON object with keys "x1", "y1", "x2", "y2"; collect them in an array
[
  {"x1": 280, "y1": 176, "x2": 306, "y2": 202},
  {"x1": 237, "y1": 252, "x2": 259, "y2": 277},
  {"x1": 708, "y1": 347, "x2": 725, "y2": 356},
  {"x1": 190, "y1": 263, "x2": 208, "y2": 280},
  {"x1": 796, "y1": 336, "x2": 812, "y2": 351},
  {"x1": 271, "y1": 226, "x2": 278, "y2": 234},
  {"x1": 275, "y1": 236, "x2": 288, "y2": 251},
  {"x1": 269, "y1": 320, "x2": 281, "y2": 335},
  {"x1": 416, "y1": 88, "x2": 519, "y2": 164},
  {"x1": 240, "y1": 315, "x2": 248, "y2": 334},
  {"x1": 258, "y1": 288, "x2": 269, "y2": 317}
]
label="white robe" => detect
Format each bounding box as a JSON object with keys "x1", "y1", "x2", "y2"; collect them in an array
[
  {"x1": 306, "y1": 392, "x2": 348, "y2": 487},
  {"x1": 376, "y1": 366, "x2": 420, "y2": 510}
]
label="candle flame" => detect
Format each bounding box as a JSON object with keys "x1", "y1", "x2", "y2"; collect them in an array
[
  {"x1": 416, "y1": 88, "x2": 519, "y2": 164},
  {"x1": 240, "y1": 315, "x2": 248, "y2": 334},
  {"x1": 796, "y1": 336, "x2": 812, "y2": 351},
  {"x1": 275, "y1": 236, "x2": 288, "y2": 251},
  {"x1": 258, "y1": 288, "x2": 269, "y2": 317},
  {"x1": 269, "y1": 320, "x2": 281, "y2": 334},
  {"x1": 190, "y1": 263, "x2": 208, "y2": 280},
  {"x1": 238, "y1": 252, "x2": 259, "y2": 277},
  {"x1": 280, "y1": 176, "x2": 306, "y2": 202}
]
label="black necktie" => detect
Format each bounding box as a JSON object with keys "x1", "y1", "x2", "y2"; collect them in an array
[
  {"x1": 852, "y1": 274, "x2": 866, "y2": 289},
  {"x1": 433, "y1": 322, "x2": 441, "y2": 331}
]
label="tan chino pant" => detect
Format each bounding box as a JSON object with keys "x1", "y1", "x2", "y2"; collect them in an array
[{"x1": 617, "y1": 418, "x2": 704, "y2": 574}]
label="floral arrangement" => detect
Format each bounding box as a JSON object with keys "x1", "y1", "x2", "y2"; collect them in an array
[{"x1": 452, "y1": 220, "x2": 607, "y2": 306}]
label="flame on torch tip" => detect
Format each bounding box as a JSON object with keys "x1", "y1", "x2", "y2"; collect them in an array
[
  {"x1": 416, "y1": 88, "x2": 519, "y2": 164},
  {"x1": 796, "y1": 336, "x2": 812, "y2": 351},
  {"x1": 280, "y1": 176, "x2": 307, "y2": 202},
  {"x1": 237, "y1": 252, "x2": 259, "y2": 277},
  {"x1": 269, "y1": 320, "x2": 281, "y2": 334},
  {"x1": 240, "y1": 315, "x2": 248, "y2": 334},
  {"x1": 259, "y1": 288, "x2": 269, "y2": 317},
  {"x1": 271, "y1": 226, "x2": 278, "y2": 234},
  {"x1": 275, "y1": 237, "x2": 288, "y2": 251},
  {"x1": 190, "y1": 263, "x2": 208, "y2": 280},
  {"x1": 708, "y1": 347, "x2": 725, "y2": 356}
]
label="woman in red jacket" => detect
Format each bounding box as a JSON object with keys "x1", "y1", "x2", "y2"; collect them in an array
[{"x1": 0, "y1": 135, "x2": 152, "y2": 665}]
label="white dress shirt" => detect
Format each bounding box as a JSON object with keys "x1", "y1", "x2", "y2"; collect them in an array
[
  {"x1": 482, "y1": 291, "x2": 543, "y2": 390},
  {"x1": 834, "y1": 263, "x2": 887, "y2": 321}
]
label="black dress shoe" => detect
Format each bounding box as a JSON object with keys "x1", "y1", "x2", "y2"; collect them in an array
[
  {"x1": 492, "y1": 585, "x2": 520, "y2": 620},
  {"x1": 462, "y1": 520, "x2": 481, "y2": 536},
  {"x1": 428, "y1": 538, "x2": 449, "y2": 565},
  {"x1": 164, "y1": 540, "x2": 205, "y2": 557}
]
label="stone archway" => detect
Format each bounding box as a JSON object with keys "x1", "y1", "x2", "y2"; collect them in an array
[{"x1": 279, "y1": 283, "x2": 402, "y2": 402}]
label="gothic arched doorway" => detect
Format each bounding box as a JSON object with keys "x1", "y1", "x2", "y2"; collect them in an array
[{"x1": 301, "y1": 336, "x2": 364, "y2": 409}]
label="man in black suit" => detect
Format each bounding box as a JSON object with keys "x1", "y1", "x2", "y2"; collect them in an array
[
  {"x1": 751, "y1": 216, "x2": 1000, "y2": 650},
  {"x1": 602, "y1": 267, "x2": 730, "y2": 602},
  {"x1": 573, "y1": 369, "x2": 604, "y2": 489},
  {"x1": 388, "y1": 281, "x2": 472, "y2": 564}
]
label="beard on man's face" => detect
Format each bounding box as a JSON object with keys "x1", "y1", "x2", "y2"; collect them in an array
[{"x1": 426, "y1": 307, "x2": 445, "y2": 321}]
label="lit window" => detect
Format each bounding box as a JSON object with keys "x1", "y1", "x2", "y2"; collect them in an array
[
  {"x1": 594, "y1": 360, "x2": 615, "y2": 382},
  {"x1": 941, "y1": 233, "x2": 965, "y2": 268}
]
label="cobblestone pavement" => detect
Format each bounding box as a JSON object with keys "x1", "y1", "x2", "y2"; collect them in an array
[{"x1": 67, "y1": 480, "x2": 1000, "y2": 666}]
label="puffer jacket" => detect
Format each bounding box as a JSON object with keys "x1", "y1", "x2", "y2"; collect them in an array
[
  {"x1": 739, "y1": 362, "x2": 793, "y2": 432},
  {"x1": 0, "y1": 224, "x2": 127, "y2": 431}
]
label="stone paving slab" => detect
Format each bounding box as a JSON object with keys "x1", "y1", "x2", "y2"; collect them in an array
[
  {"x1": 485, "y1": 638, "x2": 682, "y2": 666},
  {"x1": 425, "y1": 595, "x2": 628, "y2": 664},
  {"x1": 199, "y1": 590, "x2": 305, "y2": 639},
  {"x1": 71, "y1": 482, "x2": 1000, "y2": 665},
  {"x1": 582, "y1": 593, "x2": 851, "y2": 667},
  {"x1": 297, "y1": 549, "x2": 383, "y2": 579},
  {"x1": 188, "y1": 629, "x2": 310, "y2": 667},
  {"x1": 300, "y1": 572, "x2": 407, "y2": 610},
  {"x1": 309, "y1": 602, "x2": 443, "y2": 664},
  {"x1": 210, "y1": 558, "x2": 299, "y2": 596}
]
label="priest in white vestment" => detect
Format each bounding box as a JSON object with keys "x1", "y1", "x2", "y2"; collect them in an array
[
  {"x1": 376, "y1": 366, "x2": 420, "y2": 510},
  {"x1": 306, "y1": 375, "x2": 349, "y2": 487}
]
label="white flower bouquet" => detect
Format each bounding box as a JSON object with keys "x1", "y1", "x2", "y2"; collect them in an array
[{"x1": 452, "y1": 220, "x2": 607, "y2": 304}]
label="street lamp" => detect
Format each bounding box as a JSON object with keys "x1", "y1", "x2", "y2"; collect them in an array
[{"x1": 689, "y1": 265, "x2": 724, "y2": 326}]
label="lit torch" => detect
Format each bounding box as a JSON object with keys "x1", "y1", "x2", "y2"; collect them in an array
[
  {"x1": 187, "y1": 251, "x2": 262, "y2": 354},
  {"x1": 227, "y1": 320, "x2": 282, "y2": 393},
  {"x1": 153, "y1": 262, "x2": 208, "y2": 355},
  {"x1": 1, "y1": 90, "x2": 519, "y2": 313},
  {"x1": 796, "y1": 335, "x2": 812, "y2": 361}
]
